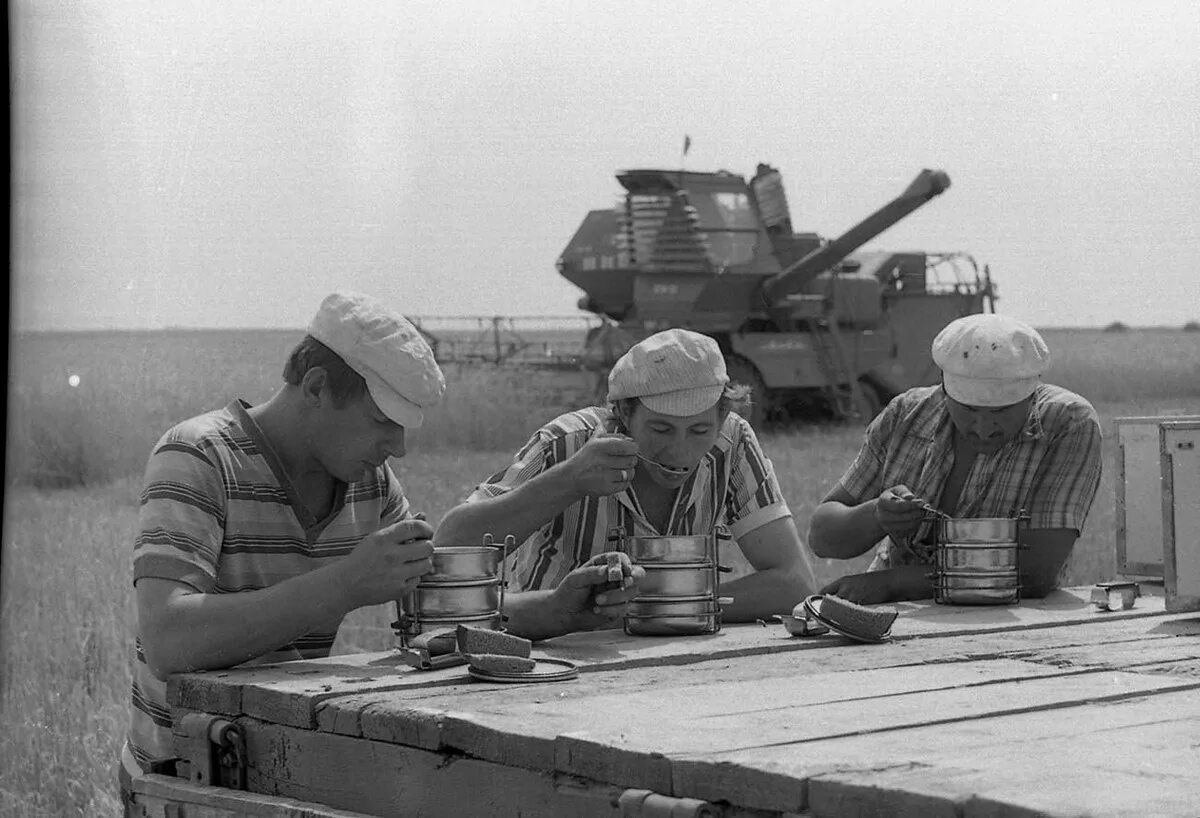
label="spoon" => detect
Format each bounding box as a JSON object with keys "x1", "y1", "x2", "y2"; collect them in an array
[{"x1": 636, "y1": 453, "x2": 690, "y2": 475}]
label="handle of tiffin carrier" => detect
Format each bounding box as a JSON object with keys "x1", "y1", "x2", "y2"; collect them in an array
[
  {"x1": 391, "y1": 511, "x2": 431, "y2": 645},
  {"x1": 713, "y1": 527, "x2": 736, "y2": 598},
  {"x1": 1014, "y1": 508, "x2": 1032, "y2": 603},
  {"x1": 499, "y1": 534, "x2": 515, "y2": 628},
  {"x1": 479, "y1": 532, "x2": 506, "y2": 630},
  {"x1": 1015, "y1": 508, "x2": 1032, "y2": 549}
]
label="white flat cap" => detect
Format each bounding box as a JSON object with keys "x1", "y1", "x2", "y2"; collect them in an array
[
  {"x1": 932, "y1": 313, "x2": 1050, "y2": 407},
  {"x1": 308, "y1": 291, "x2": 445, "y2": 427},
  {"x1": 607, "y1": 329, "x2": 729, "y2": 416}
]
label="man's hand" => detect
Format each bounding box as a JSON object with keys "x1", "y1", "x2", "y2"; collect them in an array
[
  {"x1": 874, "y1": 484, "x2": 929, "y2": 544},
  {"x1": 547, "y1": 551, "x2": 646, "y2": 632},
  {"x1": 566, "y1": 433, "x2": 639, "y2": 498},
  {"x1": 820, "y1": 571, "x2": 895, "y2": 604},
  {"x1": 821, "y1": 564, "x2": 933, "y2": 604},
  {"x1": 335, "y1": 518, "x2": 435, "y2": 606}
]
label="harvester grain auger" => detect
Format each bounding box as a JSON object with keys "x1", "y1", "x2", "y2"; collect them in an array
[{"x1": 558, "y1": 165, "x2": 995, "y2": 426}]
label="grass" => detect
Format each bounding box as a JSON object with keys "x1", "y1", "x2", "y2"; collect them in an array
[{"x1": 2, "y1": 326, "x2": 1199, "y2": 816}]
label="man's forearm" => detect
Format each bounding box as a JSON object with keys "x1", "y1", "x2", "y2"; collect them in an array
[
  {"x1": 142, "y1": 565, "x2": 355, "y2": 679},
  {"x1": 435, "y1": 464, "x2": 586, "y2": 547},
  {"x1": 809, "y1": 500, "x2": 885, "y2": 559},
  {"x1": 719, "y1": 567, "x2": 810, "y2": 622}
]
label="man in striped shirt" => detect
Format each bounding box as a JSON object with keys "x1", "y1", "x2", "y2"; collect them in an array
[
  {"x1": 437, "y1": 329, "x2": 817, "y2": 631},
  {"x1": 808, "y1": 314, "x2": 1103, "y2": 603},
  {"x1": 120, "y1": 292, "x2": 639, "y2": 811}
]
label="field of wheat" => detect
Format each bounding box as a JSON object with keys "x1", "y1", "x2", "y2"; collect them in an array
[{"x1": 2, "y1": 325, "x2": 1199, "y2": 816}]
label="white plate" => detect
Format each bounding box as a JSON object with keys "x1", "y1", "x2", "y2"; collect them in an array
[{"x1": 467, "y1": 657, "x2": 580, "y2": 684}]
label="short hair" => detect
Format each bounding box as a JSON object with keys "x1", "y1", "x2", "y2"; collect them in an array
[
  {"x1": 612, "y1": 383, "x2": 753, "y2": 425},
  {"x1": 282, "y1": 335, "x2": 367, "y2": 405}
]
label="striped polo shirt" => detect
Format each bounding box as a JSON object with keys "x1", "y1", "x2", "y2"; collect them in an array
[
  {"x1": 833, "y1": 384, "x2": 1103, "y2": 569},
  {"x1": 123, "y1": 400, "x2": 410, "y2": 775},
  {"x1": 468, "y1": 406, "x2": 792, "y2": 592}
]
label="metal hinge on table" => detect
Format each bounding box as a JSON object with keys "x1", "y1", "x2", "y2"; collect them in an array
[
  {"x1": 175, "y1": 714, "x2": 248, "y2": 791},
  {"x1": 618, "y1": 788, "x2": 723, "y2": 818}
]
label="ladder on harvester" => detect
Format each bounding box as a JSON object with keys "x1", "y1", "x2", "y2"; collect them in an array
[{"x1": 809, "y1": 306, "x2": 863, "y2": 422}]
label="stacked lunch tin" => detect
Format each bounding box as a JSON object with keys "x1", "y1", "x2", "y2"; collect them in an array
[
  {"x1": 394, "y1": 536, "x2": 509, "y2": 645},
  {"x1": 932, "y1": 513, "x2": 1029, "y2": 605},
  {"x1": 615, "y1": 530, "x2": 725, "y2": 636}
]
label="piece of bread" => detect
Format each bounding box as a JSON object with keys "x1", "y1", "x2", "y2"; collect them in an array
[
  {"x1": 456, "y1": 625, "x2": 532, "y2": 658},
  {"x1": 817, "y1": 595, "x2": 898, "y2": 640},
  {"x1": 407, "y1": 627, "x2": 457, "y2": 656},
  {"x1": 467, "y1": 653, "x2": 536, "y2": 674}
]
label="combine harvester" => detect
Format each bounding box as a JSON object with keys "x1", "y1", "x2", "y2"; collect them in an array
[{"x1": 558, "y1": 163, "x2": 996, "y2": 424}]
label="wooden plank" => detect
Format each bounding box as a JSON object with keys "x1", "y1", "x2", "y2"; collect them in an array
[
  {"x1": 545, "y1": 669, "x2": 1199, "y2": 789},
  {"x1": 306, "y1": 614, "x2": 1200, "y2": 751},
  {"x1": 174, "y1": 658, "x2": 473, "y2": 728},
  {"x1": 811, "y1": 756, "x2": 1200, "y2": 818},
  {"x1": 1015, "y1": 640, "x2": 1200, "y2": 676},
  {"x1": 314, "y1": 657, "x2": 1062, "y2": 791},
  {"x1": 133, "y1": 773, "x2": 376, "y2": 817},
  {"x1": 169, "y1": 594, "x2": 1194, "y2": 731},
  {"x1": 301, "y1": 658, "x2": 1197, "y2": 793},
  {"x1": 223, "y1": 610, "x2": 1200, "y2": 739},
  {"x1": 808, "y1": 714, "x2": 1200, "y2": 818},
  {"x1": 672, "y1": 689, "x2": 1200, "y2": 814},
  {"x1": 242, "y1": 720, "x2": 632, "y2": 818}
]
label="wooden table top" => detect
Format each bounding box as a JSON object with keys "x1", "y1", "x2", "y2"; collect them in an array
[{"x1": 167, "y1": 587, "x2": 1200, "y2": 818}]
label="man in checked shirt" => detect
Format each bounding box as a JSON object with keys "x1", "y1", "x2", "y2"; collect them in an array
[
  {"x1": 436, "y1": 328, "x2": 817, "y2": 633},
  {"x1": 809, "y1": 313, "x2": 1103, "y2": 603}
]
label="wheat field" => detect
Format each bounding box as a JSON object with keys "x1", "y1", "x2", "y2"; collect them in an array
[{"x1": 2, "y1": 326, "x2": 1199, "y2": 816}]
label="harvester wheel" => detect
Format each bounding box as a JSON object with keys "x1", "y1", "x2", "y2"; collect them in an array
[
  {"x1": 855, "y1": 378, "x2": 889, "y2": 421},
  {"x1": 723, "y1": 355, "x2": 769, "y2": 429}
]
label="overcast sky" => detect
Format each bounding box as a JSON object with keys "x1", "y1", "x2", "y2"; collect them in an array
[{"x1": 11, "y1": 0, "x2": 1200, "y2": 331}]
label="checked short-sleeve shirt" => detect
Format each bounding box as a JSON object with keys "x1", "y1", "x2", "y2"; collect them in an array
[
  {"x1": 123, "y1": 400, "x2": 410, "y2": 777},
  {"x1": 468, "y1": 406, "x2": 792, "y2": 592},
  {"x1": 835, "y1": 384, "x2": 1103, "y2": 570}
]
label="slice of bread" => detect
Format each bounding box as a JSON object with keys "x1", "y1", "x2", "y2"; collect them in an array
[
  {"x1": 407, "y1": 627, "x2": 458, "y2": 655},
  {"x1": 456, "y1": 625, "x2": 532, "y2": 658},
  {"x1": 467, "y1": 653, "x2": 536, "y2": 675},
  {"x1": 818, "y1": 595, "x2": 898, "y2": 640}
]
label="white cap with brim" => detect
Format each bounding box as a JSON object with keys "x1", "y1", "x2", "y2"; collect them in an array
[
  {"x1": 932, "y1": 313, "x2": 1050, "y2": 408},
  {"x1": 941, "y1": 373, "x2": 1042, "y2": 407},
  {"x1": 607, "y1": 329, "x2": 728, "y2": 416},
  {"x1": 307, "y1": 291, "x2": 446, "y2": 428}
]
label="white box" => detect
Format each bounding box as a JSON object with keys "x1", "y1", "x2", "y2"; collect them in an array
[
  {"x1": 1162, "y1": 420, "x2": 1200, "y2": 613},
  {"x1": 1114, "y1": 416, "x2": 1200, "y2": 577}
]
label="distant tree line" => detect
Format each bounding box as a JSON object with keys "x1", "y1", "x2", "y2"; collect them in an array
[{"x1": 1104, "y1": 321, "x2": 1200, "y2": 333}]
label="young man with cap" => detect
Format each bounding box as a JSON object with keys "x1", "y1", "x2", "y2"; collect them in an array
[
  {"x1": 808, "y1": 313, "x2": 1103, "y2": 603},
  {"x1": 120, "y1": 291, "x2": 639, "y2": 810},
  {"x1": 436, "y1": 328, "x2": 817, "y2": 627}
]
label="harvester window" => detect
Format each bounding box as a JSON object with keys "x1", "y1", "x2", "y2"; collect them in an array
[
  {"x1": 711, "y1": 192, "x2": 756, "y2": 229},
  {"x1": 688, "y1": 191, "x2": 760, "y2": 268}
]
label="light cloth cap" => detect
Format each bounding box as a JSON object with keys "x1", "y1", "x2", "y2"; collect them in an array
[
  {"x1": 307, "y1": 291, "x2": 445, "y2": 428},
  {"x1": 607, "y1": 329, "x2": 729, "y2": 416},
  {"x1": 932, "y1": 313, "x2": 1050, "y2": 407}
]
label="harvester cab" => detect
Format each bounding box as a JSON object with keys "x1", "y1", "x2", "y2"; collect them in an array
[{"x1": 558, "y1": 164, "x2": 996, "y2": 426}]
